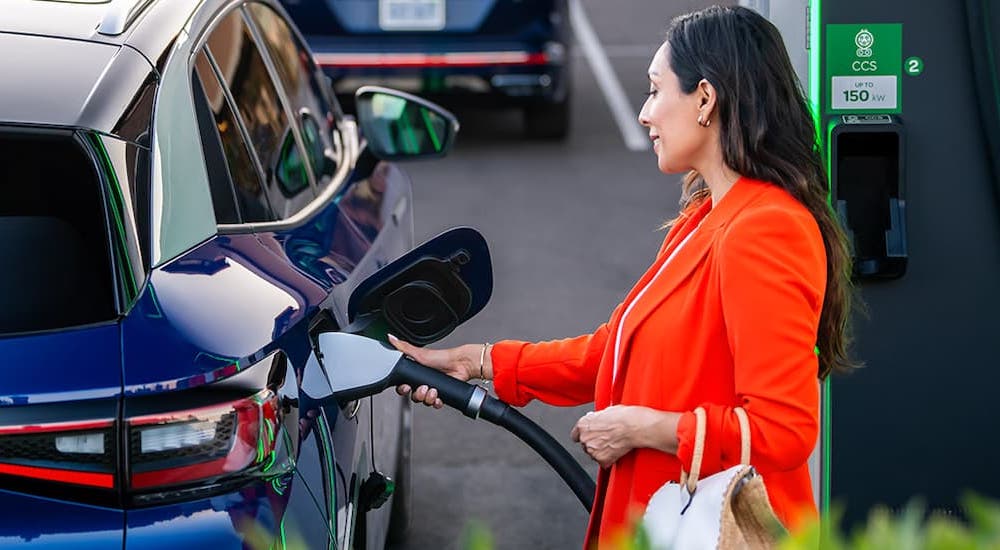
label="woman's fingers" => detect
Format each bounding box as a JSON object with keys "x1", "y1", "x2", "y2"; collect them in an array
[
  {"x1": 388, "y1": 333, "x2": 426, "y2": 365},
  {"x1": 407, "y1": 385, "x2": 440, "y2": 407},
  {"x1": 411, "y1": 385, "x2": 427, "y2": 402},
  {"x1": 397, "y1": 384, "x2": 442, "y2": 409},
  {"x1": 388, "y1": 333, "x2": 421, "y2": 359}
]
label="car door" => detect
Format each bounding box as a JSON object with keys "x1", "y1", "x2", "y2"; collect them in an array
[
  {"x1": 193, "y1": 4, "x2": 415, "y2": 548},
  {"x1": 240, "y1": 5, "x2": 417, "y2": 548},
  {"x1": 180, "y1": 10, "x2": 338, "y2": 548}
]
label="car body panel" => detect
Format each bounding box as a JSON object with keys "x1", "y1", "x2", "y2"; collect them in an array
[
  {"x1": 0, "y1": 0, "x2": 201, "y2": 68},
  {"x1": 0, "y1": 325, "x2": 121, "y2": 404},
  {"x1": 120, "y1": 0, "x2": 204, "y2": 69},
  {"x1": 0, "y1": 490, "x2": 123, "y2": 549},
  {"x1": 121, "y1": 233, "x2": 319, "y2": 393},
  {"x1": 122, "y1": 472, "x2": 332, "y2": 550},
  {"x1": 0, "y1": 34, "x2": 119, "y2": 128},
  {"x1": 0, "y1": 1, "x2": 113, "y2": 42}
]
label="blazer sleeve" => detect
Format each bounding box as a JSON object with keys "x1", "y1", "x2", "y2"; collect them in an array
[
  {"x1": 490, "y1": 303, "x2": 622, "y2": 407},
  {"x1": 676, "y1": 205, "x2": 824, "y2": 475}
]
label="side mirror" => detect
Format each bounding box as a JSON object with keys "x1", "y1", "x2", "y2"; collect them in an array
[
  {"x1": 354, "y1": 86, "x2": 459, "y2": 161},
  {"x1": 348, "y1": 227, "x2": 492, "y2": 346}
]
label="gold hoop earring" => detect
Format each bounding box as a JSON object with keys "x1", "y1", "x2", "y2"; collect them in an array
[{"x1": 697, "y1": 114, "x2": 704, "y2": 126}]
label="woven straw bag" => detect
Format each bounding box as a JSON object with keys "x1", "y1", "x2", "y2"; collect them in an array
[{"x1": 641, "y1": 407, "x2": 787, "y2": 549}]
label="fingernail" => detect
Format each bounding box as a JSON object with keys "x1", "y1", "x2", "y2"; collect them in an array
[{"x1": 387, "y1": 333, "x2": 398, "y2": 342}]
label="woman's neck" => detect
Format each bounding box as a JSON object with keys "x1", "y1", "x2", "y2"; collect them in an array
[{"x1": 698, "y1": 159, "x2": 741, "y2": 207}]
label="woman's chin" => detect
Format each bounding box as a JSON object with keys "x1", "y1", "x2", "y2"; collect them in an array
[{"x1": 657, "y1": 159, "x2": 683, "y2": 175}]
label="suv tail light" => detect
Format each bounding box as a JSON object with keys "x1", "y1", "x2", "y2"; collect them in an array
[
  {"x1": 0, "y1": 389, "x2": 281, "y2": 503},
  {"x1": 0, "y1": 419, "x2": 116, "y2": 488},
  {"x1": 128, "y1": 390, "x2": 280, "y2": 491}
]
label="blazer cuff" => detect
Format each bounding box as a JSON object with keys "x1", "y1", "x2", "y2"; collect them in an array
[
  {"x1": 490, "y1": 340, "x2": 531, "y2": 407},
  {"x1": 675, "y1": 410, "x2": 698, "y2": 471}
]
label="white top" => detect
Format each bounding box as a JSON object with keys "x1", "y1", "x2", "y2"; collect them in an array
[{"x1": 612, "y1": 226, "x2": 699, "y2": 383}]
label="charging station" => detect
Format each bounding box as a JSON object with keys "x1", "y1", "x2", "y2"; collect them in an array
[{"x1": 745, "y1": 0, "x2": 1000, "y2": 526}]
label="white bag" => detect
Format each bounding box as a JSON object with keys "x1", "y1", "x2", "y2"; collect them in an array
[{"x1": 641, "y1": 407, "x2": 786, "y2": 550}]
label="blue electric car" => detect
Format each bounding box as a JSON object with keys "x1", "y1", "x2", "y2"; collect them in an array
[
  {"x1": 0, "y1": 1, "x2": 463, "y2": 548},
  {"x1": 281, "y1": 0, "x2": 572, "y2": 139}
]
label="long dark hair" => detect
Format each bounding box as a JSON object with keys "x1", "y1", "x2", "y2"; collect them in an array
[{"x1": 665, "y1": 5, "x2": 857, "y2": 378}]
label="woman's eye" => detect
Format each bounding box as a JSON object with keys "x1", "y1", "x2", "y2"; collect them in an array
[{"x1": 644, "y1": 90, "x2": 657, "y2": 98}]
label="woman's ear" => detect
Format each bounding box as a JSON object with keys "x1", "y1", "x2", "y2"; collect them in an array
[{"x1": 696, "y1": 78, "x2": 718, "y2": 123}]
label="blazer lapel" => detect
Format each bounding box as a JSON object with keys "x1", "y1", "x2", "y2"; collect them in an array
[{"x1": 611, "y1": 178, "x2": 771, "y2": 397}]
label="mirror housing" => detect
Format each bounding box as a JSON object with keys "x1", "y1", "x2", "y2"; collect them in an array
[
  {"x1": 355, "y1": 86, "x2": 459, "y2": 161},
  {"x1": 348, "y1": 227, "x2": 492, "y2": 346}
]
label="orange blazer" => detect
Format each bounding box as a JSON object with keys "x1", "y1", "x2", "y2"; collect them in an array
[{"x1": 491, "y1": 177, "x2": 824, "y2": 548}]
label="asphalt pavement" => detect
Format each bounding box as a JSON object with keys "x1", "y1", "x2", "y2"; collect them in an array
[{"x1": 388, "y1": 1, "x2": 723, "y2": 548}]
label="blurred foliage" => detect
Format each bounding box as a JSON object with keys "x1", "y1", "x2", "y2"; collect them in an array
[
  {"x1": 452, "y1": 494, "x2": 1000, "y2": 550},
  {"x1": 238, "y1": 493, "x2": 1000, "y2": 549},
  {"x1": 463, "y1": 520, "x2": 495, "y2": 550},
  {"x1": 781, "y1": 494, "x2": 1000, "y2": 550},
  {"x1": 241, "y1": 517, "x2": 308, "y2": 550}
]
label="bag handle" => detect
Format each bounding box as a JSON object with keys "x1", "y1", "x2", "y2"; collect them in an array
[{"x1": 680, "y1": 407, "x2": 751, "y2": 493}]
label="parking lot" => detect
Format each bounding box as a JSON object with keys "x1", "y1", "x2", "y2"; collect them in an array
[{"x1": 393, "y1": 0, "x2": 721, "y2": 547}]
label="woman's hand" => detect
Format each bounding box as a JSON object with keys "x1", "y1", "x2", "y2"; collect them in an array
[
  {"x1": 388, "y1": 334, "x2": 490, "y2": 409},
  {"x1": 571, "y1": 406, "x2": 681, "y2": 468}
]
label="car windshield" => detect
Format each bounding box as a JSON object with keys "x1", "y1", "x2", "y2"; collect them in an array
[{"x1": 0, "y1": 131, "x2": 117, "y2": 334}]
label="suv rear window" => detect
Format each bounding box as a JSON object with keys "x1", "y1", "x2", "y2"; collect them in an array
[{"x1": 0, "y1": 132, "x2": 116, "y2": 334}]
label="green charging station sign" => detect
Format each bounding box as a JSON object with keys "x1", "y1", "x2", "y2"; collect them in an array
[{"x1": 827, "y1": 24, "x2": 903, "y2": 113}]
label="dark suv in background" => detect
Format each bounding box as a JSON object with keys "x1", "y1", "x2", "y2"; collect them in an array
[{"x1": 282, "y1": 0, "x2": 572, "y2": 138}]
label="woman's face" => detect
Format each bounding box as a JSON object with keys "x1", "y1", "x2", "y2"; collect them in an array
[{"x1": 638, "y1": 43, "x2": 709, "y2": 174}]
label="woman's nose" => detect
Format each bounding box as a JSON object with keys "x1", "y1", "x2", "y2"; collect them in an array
[{"x1": 638, "y1": 103, "x2": 650, "y2": 126}]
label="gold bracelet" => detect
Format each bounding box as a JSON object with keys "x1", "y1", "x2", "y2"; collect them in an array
[{"x1": 479, "y1": 342, "x2": 491, "y2": 383}]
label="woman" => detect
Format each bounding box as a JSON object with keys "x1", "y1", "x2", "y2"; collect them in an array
[{"x1": 391, "y1": 5, "x2": 856, "y2": 547}]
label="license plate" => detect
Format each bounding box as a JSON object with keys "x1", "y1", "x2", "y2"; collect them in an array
[{"x1": 379, "y1": 0, "x2": 445, "y2": 31}]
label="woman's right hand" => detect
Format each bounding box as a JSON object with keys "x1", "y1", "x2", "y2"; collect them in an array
[{"x1": 388, "y1": 334, "x2": 492, "y2": 409}]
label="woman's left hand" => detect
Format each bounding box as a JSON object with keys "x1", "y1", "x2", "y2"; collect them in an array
[
  {"x1": 571, "y1": 405, "x2": 643, "y2": 469},
  {"x1": 571, "y1": 405, "x2": 681, "y2": 468}
]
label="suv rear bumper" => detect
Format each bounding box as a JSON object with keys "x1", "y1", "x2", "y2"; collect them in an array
[{"x1": 308, "y1": 37, "x2": 570, "y2": 105}]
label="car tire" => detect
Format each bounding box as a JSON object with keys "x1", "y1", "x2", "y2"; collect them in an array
[
  {"x1": 387, "y1": 399, "x2": 412, "y2": 544},
  {"x1": 524, "y1": 94, "x2": 571, "y2": 140}
]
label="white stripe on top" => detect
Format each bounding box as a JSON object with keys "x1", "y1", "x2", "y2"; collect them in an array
[{"x1": 612, "y1": 226, "x2": 699, "y2": 383}]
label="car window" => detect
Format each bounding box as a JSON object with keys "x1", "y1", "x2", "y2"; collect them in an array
[
  {"x1": 204, "y1": 10, "x2": 312, "y2": 220},
  {"x1": 150, "y1": 29, "x2": 217, "y2": 267},
  {"x1": 0, "y1": 131, "x2": 117, "y2": 333},
  {"x1": 246, "y1": 3, "x2": 342, "y2": 190},
  {"x1": 192, "y1": 48, "x2": 276, "y2": 224}
]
